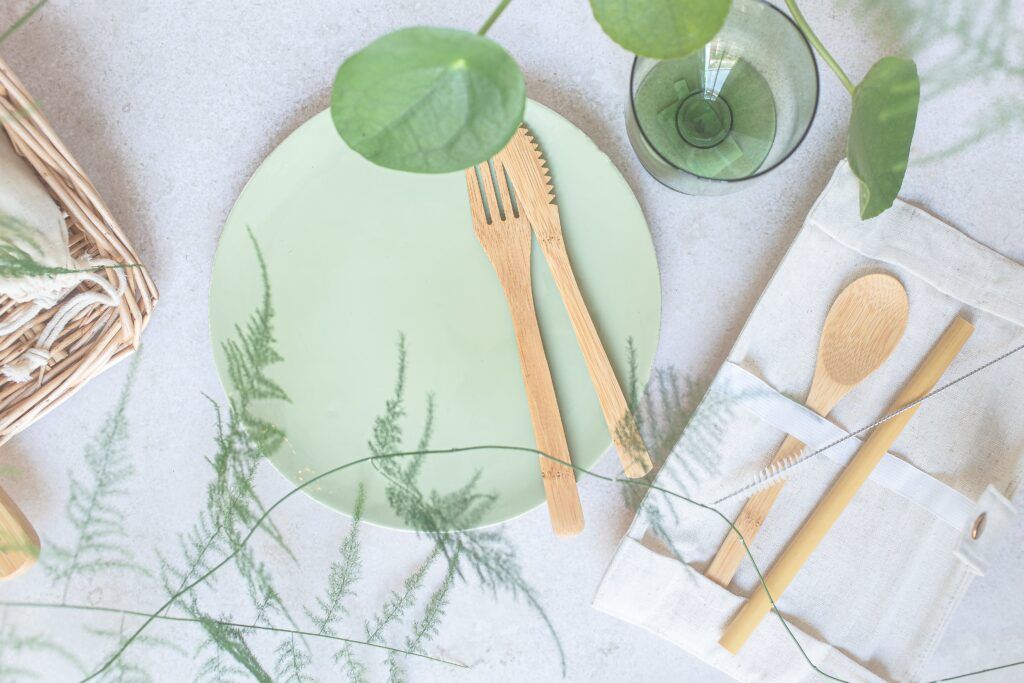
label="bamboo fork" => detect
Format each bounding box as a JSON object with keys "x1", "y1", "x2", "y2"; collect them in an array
[
  {"x1": 497, "y1": 126, "x2": 654, "y2": 478},
  {"x1": 465, "y1": 161, "x2": 585, "y2": 537}
]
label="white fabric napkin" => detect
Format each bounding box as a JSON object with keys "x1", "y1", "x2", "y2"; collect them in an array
[
  {"x1": 0, "y1": 131, "x2": 125, "y2": 382},
  {"x1": 593, "y1": 161, "x2": 1024, "y2": 682}
]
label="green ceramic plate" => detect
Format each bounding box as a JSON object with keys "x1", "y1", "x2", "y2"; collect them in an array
[{"x1": 209, "y1": 100, "x2": 661, "y2": 530}]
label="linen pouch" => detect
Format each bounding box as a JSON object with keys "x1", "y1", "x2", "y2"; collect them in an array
[
  {"x1": 593, "y1": 161, "x2": 1023, "y2": 682},
  {"x1": 0, "y1": 129, "x2": 123, "y2": 382}
]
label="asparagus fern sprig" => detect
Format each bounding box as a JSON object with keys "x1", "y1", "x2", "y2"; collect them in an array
[
  {"x1": 45, "y1": 357, "x2": 147, "y2": 603},
  {"x1": 307, "y1": 485, "x2": 365, "y2": 637}
]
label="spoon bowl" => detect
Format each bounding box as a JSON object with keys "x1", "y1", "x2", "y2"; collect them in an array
[
  {"x1": 815, "y1": 273, "x2": 909, "y2": 391},
  {"x1": 705, "y1": 272, "x2": 909, "y2": 587}
]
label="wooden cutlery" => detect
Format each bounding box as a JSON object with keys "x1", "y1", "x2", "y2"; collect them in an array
[
  {"x1": 498, "y1": 126, "x2": 654, "y2": 479},
  {"x1": 465, "y1": 161, "x2": 585, "y2": 537},
  {"x1": 721, "y1": 317, "x2": 974, "y2": 653},
  {"x1": 0, "y1": 484, "x2": 39, "y2": 580},
  {"x1": 705, "y1": 273, "x2": 909, "y2": 587}
]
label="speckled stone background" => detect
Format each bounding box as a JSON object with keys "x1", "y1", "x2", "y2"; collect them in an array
[{"x1": 0, "y1": 1, "x2": 1021, "y2": 681}]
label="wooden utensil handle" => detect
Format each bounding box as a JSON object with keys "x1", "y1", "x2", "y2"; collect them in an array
[
  {"x1": 0, "y1": 484, "x2": 40, "y2": 580},
  {"x1": 538, "y1": 237, "x2": 654, "y2": 478},
  {"x1": 503, "y1": 283, "x2": 585, "y2": 537},
  {"x1": 705, "y1": 434, "x2": 805, "y2": 586},
  {"x1": 719, "y1": 317, "x2": 974, "y2": 654}
]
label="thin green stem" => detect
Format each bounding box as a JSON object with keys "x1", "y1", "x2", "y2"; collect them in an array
[
  {"x1": 82, "y1": 446, "x2": 490, "y2": 681},
  {"x1": 477, "y1": 0, "x2": 512, "y2": 36},
  {"x1": 82, "y1": 444, "x2": 843, "y2": 683},
  {"x1": 784, "y1": 0, "x2": 856, "y2": 95},
  {"x1": 0, "y1": 601, "x2": 464, "y2": 669},
  {"x1": 81, "y1": 436, "x2": 1024, "y2": 682},
  {"x1": 0, "y1": 0, "x2": 48, "y2": 45},
  {"x1": 931, "y1": 659, "x2": 1024, "y2": 682}
]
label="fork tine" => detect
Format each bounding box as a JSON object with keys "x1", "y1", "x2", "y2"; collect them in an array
[
  {"x1": 498, "y1": 163, "x2": 520, "y2": 218},
  {"x1": 479, "y1": 159, "x2": 507, "y2": 221},
  {"x1": 465, "y1": 165, "x2": 490, "y2": 225}
]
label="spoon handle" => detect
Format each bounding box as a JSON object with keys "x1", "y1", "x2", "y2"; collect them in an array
[
  {"x1": 0, "y1": 484, "x2": 39, "y2": 580},
  {"x1": 705, "y1": 272, "x2": 908, "y2": 587},
  {"x1": 706, "y1": 382, "x2": 859, "y2": 586},
  {"x1": 704, "y1": 433, "x2": 808, "y2": 586},
  {"x1": 720, "y1": 317, "x2": 974, "y2": 654}
]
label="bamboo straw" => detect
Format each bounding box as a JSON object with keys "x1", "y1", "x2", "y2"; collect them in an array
[{"x1": 719, "y1": 317, "x2": 975, "y2": 654}]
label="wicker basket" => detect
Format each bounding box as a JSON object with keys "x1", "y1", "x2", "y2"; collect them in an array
[{"x1": 0, "y1": 57, "x2": 157, "y2": 443}]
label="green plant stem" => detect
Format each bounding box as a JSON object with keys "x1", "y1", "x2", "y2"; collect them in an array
[
  {"x1": 477, "y1": 0, "x2": 512, "y2": 36},
  {"x1": 82, "y1": 444, "x2": 842, "y2": 683},
  {"x1": 0, "y1": 0, "x2": 48, "y2": 45},
  {"x1": 932, "y1": 659, "x2": 1024, "y2": 682},
  {"x1": 0, "y1": 601, "x2": 463, "y2": 670},
  {"x1": 784, "y1": 0, "x2": 856, "y2": 95},
  {"x1": 84, "y1": 437, "x2": 1024, "y2": 682}
]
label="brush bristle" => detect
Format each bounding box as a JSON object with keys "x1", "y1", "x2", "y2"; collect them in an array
[{"x1": 748, "y1": 452, "x2": 804, "y2": 494}]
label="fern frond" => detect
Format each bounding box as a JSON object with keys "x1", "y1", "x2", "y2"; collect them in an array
[
  {"x1": 222, "y1": 227, "x2": 287, "y2": 408},
  {"x1": 625, "y1": 337, "x2": 640, "y2": 418},
  {"x1": 307, "y1": 484, "x2": 365, "y2": 637},
  {"x1": 45, "y1": 358, "x2": 145, "y2": 602},
  {"x1": 369, "y1": 335, "x2": 408, "y2": 478},
  {"x1": 367, "y1": 338, "x2": 567, "y2": 676},
  {"x1": 386, "y1": 548, "x2": 461, "y2": 682},
  {"x1": 404, "y1": 393, "x2": 435, "y2": 485},
  {"x1": 273, "y1": 635, "x2": 314, "y2": 683},
  {"x1": 195, "y1": 612, "x2": 272, "y2": 683},
  {"x1": 85, "y1": 614, "x2": 183, "y2": 683},
  {"x1": 343, "y1": 550, "x2": 438, "y2": 682},
  {"x1": 0, "y1": 618, "x2": 81, "y2": 681},
  {"x1": 153, "y1": 230, "x2": 300, "y2": 675},
  {"x1": 406, "y1": 549, "x2": 459, "y2": 655},
  {"x1": 0, "y1": 215, "x2": 80, "y2": 279},
  {"x1": 363, "y1": 549, "x2": 438, "y2": 648},
  {"x1": 333, "y1": 644, "x2": 368, "y2": 683}
]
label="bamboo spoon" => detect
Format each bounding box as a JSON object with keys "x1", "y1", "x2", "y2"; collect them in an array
[
  {"x1": 705, "y1": 273, "x2": 909, "y2": 587},
  {"x1": 0, "y1": 484, "x2": 39, "y2": 580},
  {"x1": 720, "y1": 317, "x2": 974, "y2": 654},
  {"x1": 465, "y1": 161, "x2": 585, "y2": 537},
  {"x1": 498, "y1": 126, "x2": 654, "y2": 478}
]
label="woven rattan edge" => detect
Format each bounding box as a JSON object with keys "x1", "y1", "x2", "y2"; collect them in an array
[{"x1": 0, "y1": 56, "x2": 158, "y2": 445}]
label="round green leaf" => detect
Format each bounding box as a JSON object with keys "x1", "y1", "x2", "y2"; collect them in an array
[
  {"x1": 331, "y1": 27, "x2": 525, "y2": 173},
  {"x1": 847, "y1": 57, "x2": 920, "y2": 220},
  {"x1": 590, "y1": 0, "x2": 732, "y2": 59}
]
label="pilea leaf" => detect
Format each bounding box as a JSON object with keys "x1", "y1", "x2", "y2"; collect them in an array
[
  {"x1": 590, "y1": 0, "x2": 732, "y2": 59},
  {"x1": 331, "y1": 27, "x2": 525, "y2": 173},
  {"x1": 847, "y1": 56, "x2": 920, "y2": 220}
]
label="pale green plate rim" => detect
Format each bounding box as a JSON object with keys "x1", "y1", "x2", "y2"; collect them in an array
[{"x1": 208, "y1": 100, "x2": 662, "y2": 531}]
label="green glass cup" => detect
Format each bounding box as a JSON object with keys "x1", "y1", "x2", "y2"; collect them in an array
[{"x1": 626, "y1": 0, "x2": 819, "y2": 195}]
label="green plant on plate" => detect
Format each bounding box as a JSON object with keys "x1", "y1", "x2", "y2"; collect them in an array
[{"x1": 331, "y1": 0, "x2": 919, "y2": 220}]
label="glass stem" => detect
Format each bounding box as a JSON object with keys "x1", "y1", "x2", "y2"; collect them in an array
[
  {"x1": 478, "y1": 0, "x2": 513, "y2": 36},
  {"x1": 784, "y1": 0, "x2": 856, "y2": 95}
]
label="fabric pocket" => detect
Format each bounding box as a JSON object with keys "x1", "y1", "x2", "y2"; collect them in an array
[{"x1": 594, "y1": 161, "x2": 1024, "y2": 682}]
